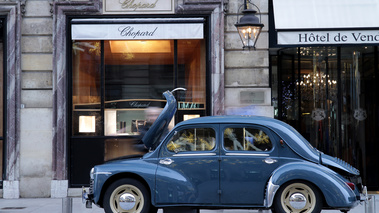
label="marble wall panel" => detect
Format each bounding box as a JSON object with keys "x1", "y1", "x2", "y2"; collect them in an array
[
  {"x1": 19, "y1": 108, "x2": 53, "y2": 197},
  {"x1": 21, "y1": 54, "x2": 52, "y2": 71},
  {"x1": 22, "y1": 36, "x2": 53, "y2": 53},
  {"x1": 22, "y1": 72, "x2": 52, "y2": 89},
  {"x1": 225, "y1": 68, "x2": 269, "y2": 86},
  {"x1": 22, "y1": 18, "x2": 53, "y2": 35},
  {"x1": 24, "y1": 0, "x2": 52, "y2": 17},
  {"x1": 21, "y1": 90, "x2": 53, "y2": 108},
  {"x1": 225, "y1": 50, "x2": 269, "y2": 68}
]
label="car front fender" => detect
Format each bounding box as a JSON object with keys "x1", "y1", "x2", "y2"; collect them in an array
[
  {"x1": 265, "y1": 162, "x2": 358, "y2": 209},
  {"x1": 91, "y1": 159, "x2": 157, "y2": 205}
]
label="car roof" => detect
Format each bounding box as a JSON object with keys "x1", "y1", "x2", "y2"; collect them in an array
[{"x1": 176, "y1": 115, "x2": 287, "y2": 127}]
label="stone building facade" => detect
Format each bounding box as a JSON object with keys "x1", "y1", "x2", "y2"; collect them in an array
[{"x1": 0, "y1": 0, "x2": 271, "y2": 198}]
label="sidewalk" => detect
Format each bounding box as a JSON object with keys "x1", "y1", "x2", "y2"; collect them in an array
[{"x1": 0, "y1": 196, "x2": 377, "y2": 213}]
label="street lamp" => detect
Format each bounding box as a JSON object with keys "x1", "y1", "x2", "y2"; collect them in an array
[{"x1": 235, "y1": 0, "x2": 264, "y2": 50}]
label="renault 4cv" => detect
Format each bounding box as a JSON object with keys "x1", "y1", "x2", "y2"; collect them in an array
[{"x1": 83, "y1": 89, "x2": 366, "y2": 213}]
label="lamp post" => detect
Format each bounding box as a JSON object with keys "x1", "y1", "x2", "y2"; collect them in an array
[{"x1": 235, "y1": 0, "x2": 264, "y2": 50}]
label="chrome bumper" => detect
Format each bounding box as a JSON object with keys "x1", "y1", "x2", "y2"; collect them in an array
[
  {"x1": 82, "y1": 187, "x2": 93, "y2": 208},
  {"x1": 360, "y1": 185, "x2": 368, "y2": 202}
]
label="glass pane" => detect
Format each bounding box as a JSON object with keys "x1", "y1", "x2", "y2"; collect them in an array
[
  {"x1": 271, "y1": 55, "x2": 279, "y2": 118},
  {"x1": 224, "y1": 128, "x2": 272, "y2": 151},
  {"x1": 0, "y1": 41, "x2": 3, "y2": 137},
  {"x1": 103, "y1": 40, "x2": 174, "y2": 136},
  {"x1": 299, "y1": 47, "x2": 339, "y2": 153},
  {"x1": 360, "y1": 47, "x2": 379, "y2": 189},
  {"x1": 72, "y1": 41, "x2": 102, "y2": 136},
  {"x1": 340, "y1": 47, "x2": 376, "y2": 187},
  {"x1": 177, "y1": 40, "x2": 206, "y2": 110},
  {"x1": 167, "y1": 128, "x2": 216, "y2": 152},
  {"x1": 104, "y1": 40, "x2": 174, "y2": 100},
  {"x1": 278, "y1": 48, "x2": 299, "y2": 128}
]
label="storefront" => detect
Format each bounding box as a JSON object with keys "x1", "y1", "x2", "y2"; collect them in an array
[
  {"x1": 270, "y1": 0, "x2": 379, "y2": 190},
  {"x1": 67, "y1": 15, "x2": 216, "y2": 186}
]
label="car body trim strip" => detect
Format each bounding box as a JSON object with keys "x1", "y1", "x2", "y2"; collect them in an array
[
  {"x1": 173, "y1": 153, "x2": 216, "y2": 157},
  {"x1": 225, "y1": 153, "x2": 269, "y2": 156}
]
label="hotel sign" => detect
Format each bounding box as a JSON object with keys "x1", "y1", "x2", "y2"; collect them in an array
[
  {"x1": 278, "y1": 30, "x2": 379, "y2": 45},
  {"x1": 103, "y1": 0, "x2": 175, "y2": 14}
]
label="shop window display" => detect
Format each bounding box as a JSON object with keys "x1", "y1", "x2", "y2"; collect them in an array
[{"x1": 71, "y1": 39, "x2": 207, "y2": 167}]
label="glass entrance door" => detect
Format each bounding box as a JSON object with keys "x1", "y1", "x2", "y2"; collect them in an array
[
  {"x1": 298, "y1": 47, "x2": 339, "y2": 155},
  {"x1": 272, "y1": 46, "x2": 379, "y2": 190}
]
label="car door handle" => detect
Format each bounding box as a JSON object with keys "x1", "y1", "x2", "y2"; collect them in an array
[
  {"x1": 263, "y1": 158, "x2": 277, "y2": 164},
  {"x1": 159, "y1": 158, "x2": 174, "y2": 165}
]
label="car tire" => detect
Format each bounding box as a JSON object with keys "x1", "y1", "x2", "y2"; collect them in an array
[
  {"x1": 273, "y1": 181, "x2": 322, "y2": 213},
  {"x1": 103, "y1": 178, "x2": 154, "y2": 213}
]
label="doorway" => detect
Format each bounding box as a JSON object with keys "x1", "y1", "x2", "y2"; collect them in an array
[{"x1": 271, "y1": 46, "x2": 379, "y2": 190}]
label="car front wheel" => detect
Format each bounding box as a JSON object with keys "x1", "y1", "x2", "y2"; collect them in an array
[
  {"x1": 103, "y1": 178, "x2": 155, "y2": 213},
  {"x1": 273, "y1": 181, "x2": 322, "y2": 213}
]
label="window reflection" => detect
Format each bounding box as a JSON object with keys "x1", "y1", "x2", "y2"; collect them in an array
[
  {"x1": 224, "y1": 128, "x2": 272, "y2": 152},
  {"x1": 167, "y1": 128, "x2": 216, "y2": 152}
]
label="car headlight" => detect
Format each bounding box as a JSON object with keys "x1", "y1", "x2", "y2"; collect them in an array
[{"x1": 90, "y1": 167, "x2": 95, "y2": 179}]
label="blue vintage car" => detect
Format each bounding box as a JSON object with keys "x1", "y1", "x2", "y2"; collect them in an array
[{"x1": 83, "y1": 89, "x2": 366, "y2": 213}]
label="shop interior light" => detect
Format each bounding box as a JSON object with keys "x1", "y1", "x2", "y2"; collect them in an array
[
  {"x1": 110, "y1": 40, "x2": 171, "y2": 53},
  {"x1": 235, "y1": 0, "x2": 264, "y2": 50},
  {"x1": 79, "y1": 116, "x2": 96, "y2": 133},
  {"x1": 183, "y1": 114, "x2": 200, "y2": 121}
]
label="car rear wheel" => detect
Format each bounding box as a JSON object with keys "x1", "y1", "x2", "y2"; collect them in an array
[
  {"x1": 273, "y1": 181, "x2": 322, "y2": 213},
  {"x1": 103, "y1": 178, "x2": 155, "y2": 213}
]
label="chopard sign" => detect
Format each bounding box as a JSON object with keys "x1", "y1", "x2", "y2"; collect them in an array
[
  {"x1": 119, "y1": 26, "x2": 157, "y2": 38},
  {"x1": 120, "y1": 0, "x2": 158, "y2": 10},
  {"x1": 104, "y1": 0, "x2": 174, "y2": 14}
]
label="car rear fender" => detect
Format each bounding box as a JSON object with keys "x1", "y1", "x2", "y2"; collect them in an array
[{"x1": 265, "y1": 162, "x2": 358, "y2": 208}]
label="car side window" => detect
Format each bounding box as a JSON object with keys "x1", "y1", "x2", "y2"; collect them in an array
[
  {"x1": 167, "y1": 128, "x2": 216, "y2": 152},
  {"x1": 224, "y1": 127, "x2": 273, "y2": 152}
]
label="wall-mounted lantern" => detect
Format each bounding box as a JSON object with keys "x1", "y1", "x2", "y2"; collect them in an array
[{"x1": 235, "y1": 0, "x2": 264, "y2": 50}]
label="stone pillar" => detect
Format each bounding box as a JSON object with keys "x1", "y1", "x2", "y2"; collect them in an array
[
  {"x1": 1, "y1": 1, "x2": 22, "y2": 199},
  {"x1": 51, "y1": 0, "x2": 101, "y2": 197},
  {"x1": 224, "y1": 0, "x2": 273, "y2": 117},
  {"x1": 19, "y1": 0, "x2": 54, "y2": 198}
]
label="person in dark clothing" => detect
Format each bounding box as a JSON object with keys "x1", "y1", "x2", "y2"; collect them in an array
[{"x1": 134, "y1": 107, "x2": 162, "y2": 153}]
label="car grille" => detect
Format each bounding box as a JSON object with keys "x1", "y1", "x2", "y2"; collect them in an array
[{"x1": 89, "y1": 179, "x2": 94, "y2": 194}]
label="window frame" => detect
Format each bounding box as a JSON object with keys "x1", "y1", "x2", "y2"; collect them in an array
[
  {"x1": 221, "y1": 124, "x2": 275, "y2": 154},
  {"x1": 166, "y1": 126, "x2": 217, "y2": 153},
  {"x1": 162, "y1": 124, "x2": 218, "y2": 156}
]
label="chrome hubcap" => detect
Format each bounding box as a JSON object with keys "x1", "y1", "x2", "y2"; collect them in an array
[
  {"x1": 119, "y1": 193, "x2": 136, "y2": 210},
  {"x1": 110, "y1": 184, "x2": 144, "y2": 213},
  {"x1": 289, "y1": 193, "x2": 307, "y2": 209},
  {"x1": 280, "y1": 183, "x2": 316, "y2": 213}
]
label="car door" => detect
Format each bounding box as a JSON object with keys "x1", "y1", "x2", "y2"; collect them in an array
[
  {"x1": 220, "y1": 124, "x2": 280, "y2": 205},
  {"x1": 155, "y1": 124, "x2": 220, "y2": 205}
]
